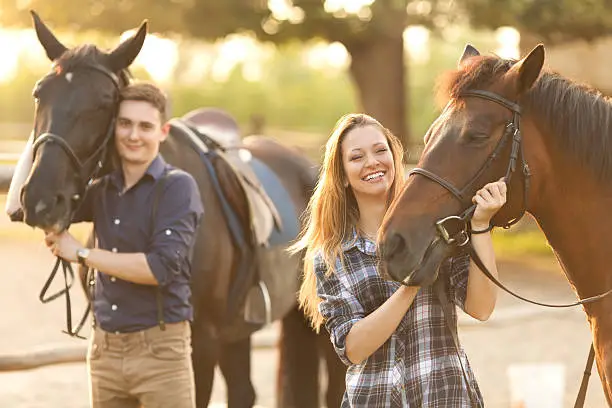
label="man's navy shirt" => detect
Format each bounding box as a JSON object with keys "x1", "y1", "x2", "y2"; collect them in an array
[{"x1": 74, "y1": 155, "x2": 203, "y2": 333}]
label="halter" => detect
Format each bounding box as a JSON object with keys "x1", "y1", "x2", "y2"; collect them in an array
[{"x1": 32, "y1": 64, "x2": 121, "y2": 206}]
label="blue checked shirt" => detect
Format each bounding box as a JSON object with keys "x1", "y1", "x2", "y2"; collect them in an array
[{"x1": 315, "y1": 230, "x2": 483, "y2": 407}]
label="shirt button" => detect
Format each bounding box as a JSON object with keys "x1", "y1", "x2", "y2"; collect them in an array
[
  {"x1": 114, "y1": 218, "x2": 120, "y2": 225},
  {"x1": 110, "y1": 277, "x2": 116, "y2": 283},
  {"x1": 111, "y1": 304, "x2": 118, "y2": 311},
  {"x1": 165, "y1": 229, "x2": 172, "y2": 236},
  {"x1": 111, "y1": 247, "x2": 118, "y2": 253}
]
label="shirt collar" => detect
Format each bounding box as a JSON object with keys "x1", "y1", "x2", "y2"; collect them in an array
[
  {"x1": 109, "y1": 154, "x2": 166, "y2": 190},
  {"x1": 342, "y1": 227, "x2": 378, "y2": 256}
]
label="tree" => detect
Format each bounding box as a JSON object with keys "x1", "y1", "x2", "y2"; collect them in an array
[
  {"x1": 0, "y1": 0, "x2": 460, "y2": 149},
  {"x1": 460, "y1": 0, "x2": 612, "y2": 45}
]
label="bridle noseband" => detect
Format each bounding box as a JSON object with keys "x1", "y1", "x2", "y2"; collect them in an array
[
  {"x1": 32, "y1": 64, "x2": 121, "y2": 205},
  {"x1": 409, "y1": 89, "x2": 531, "y2": 247}
]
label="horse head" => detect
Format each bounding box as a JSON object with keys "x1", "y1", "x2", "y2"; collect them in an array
[
  {"x1": 379, "y1": 44, "x2": 545, "y2": 287},
  {"x1": 20, "y1": 11, "x2": 147, "y2": 232}
]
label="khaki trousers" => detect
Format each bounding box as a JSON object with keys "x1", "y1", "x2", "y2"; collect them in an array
[{"x1": 87, "y1": 321, "x2": 196, "y2": 408}]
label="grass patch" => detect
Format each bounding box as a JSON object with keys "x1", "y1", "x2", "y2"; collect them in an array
[{"x1": 492, "y1": 228, "x2": 554, "y2": 259}]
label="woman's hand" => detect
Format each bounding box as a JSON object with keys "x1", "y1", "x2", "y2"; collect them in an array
[{"x1": 471, "y1": 179, "x2": 507, "y2": 229}]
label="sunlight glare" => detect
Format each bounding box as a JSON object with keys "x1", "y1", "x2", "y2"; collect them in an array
[
  {"x1": 404, "y1": 25, "x2": 430, "y2": 64},
  {"x1": 179, "y1": 44, "x2": 214, "y2": 85},
  {"x1": 305, "y1": 41, "x2": 349, "y2": 73},
  {"x1": 324, "y1": 0, "x2": 375, "y2": 14},
  {"x1": 120, "y1": 30, "x2": 178, "y2": 84},
  {"x1": 0, "y1": 29, "x2": 23, "y2": 83},
  {"x1": 495, "y1": 27, "x2": 520, "y2": 59},
  {"x1": 211, "y1": 34, "x2": 269, "y2": 83},
  {"x1": 268, "y1": 0, "x2": 304, "y2": 23}
]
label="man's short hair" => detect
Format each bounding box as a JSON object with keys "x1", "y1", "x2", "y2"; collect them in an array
[{"x1": 119, "y1": 82, "x2": 168, "y2": 122}]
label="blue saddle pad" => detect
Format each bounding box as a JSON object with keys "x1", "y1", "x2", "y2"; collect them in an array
[{"x1": 248, "y1": 157, "x2": 300, "y2": 247}]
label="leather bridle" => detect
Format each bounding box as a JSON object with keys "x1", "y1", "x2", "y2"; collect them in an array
[
  {"x1": 34, "y1": 63, "x2": 122, "y2": 339},
  {"x1": 408, "y1": 89, "x2": 611, "y2": 408},
  {"x1": 32, "y1": 64, "x2": 120, "y2": 204},
  {"x1": 410, "y1": 89, "x2": 530, "y2": 249}
]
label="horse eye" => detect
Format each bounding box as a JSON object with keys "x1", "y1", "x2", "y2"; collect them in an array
[{"x1": 465, "y1": 131, "x2": 489, "y2": 141}]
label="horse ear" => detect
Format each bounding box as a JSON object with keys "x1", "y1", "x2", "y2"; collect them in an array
[
  {"x1": 507, "y1": 44, "x2": 545, "y2": 94},
  {"x1": 30, "y1": 10, "x2": 67, "y2": 61},
  {"x1": 107, "y1": 20, "x2": 148, "y2": 72},
  {"x1": 458, "y1": 44, "x2": 480, "y2": 67}
]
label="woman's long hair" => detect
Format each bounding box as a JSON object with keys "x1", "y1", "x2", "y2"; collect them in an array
[{"x1": 290, "y1": 113, "x2": 405, "y2": 331}]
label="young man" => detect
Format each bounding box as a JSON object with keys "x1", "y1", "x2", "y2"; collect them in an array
[{"x1": 45, "y1": 82, "x2": 203, "y2": 408}]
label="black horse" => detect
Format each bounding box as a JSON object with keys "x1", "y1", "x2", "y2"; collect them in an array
[{"x1": 19, "y1": 12, "x2": 345, "y2": 408}]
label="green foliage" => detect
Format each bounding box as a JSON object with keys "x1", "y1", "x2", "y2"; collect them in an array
[
  {"x1": 460, "y1": 0, "x2": 612, "y2": 44},
  {"x1": 406, "y1": 27, "x2": 500, "y2": 145},
  {"x1": 0, "y1": 28, "x2": 502, "y2": 142},
  {"x1": 0, "y1": 1, "x2": 455, "y2": 43},
  {"x1": 169, "y1": 42, "x2": 357, "y2": 134}
]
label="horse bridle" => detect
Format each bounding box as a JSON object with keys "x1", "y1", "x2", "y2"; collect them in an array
[
  {"x1": 408, "y1": 89, "x2": 612, "y2": 307},
  {"x1": 409, "y1": 89, "x2": 612, "y2": 408},
  {"x1": 31, "y1": 64, "x2": 121, "y2": 206},
  {"x1": 32, "y1": 63, "x2": 123, "y2": 339},
  {"x1": 410, "y1": 89, "x2": 531, "y2": 249}
]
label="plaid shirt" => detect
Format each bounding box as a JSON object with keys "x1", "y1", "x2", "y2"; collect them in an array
[{"x1": 315, "y1": 231, "x2": 483, "y2": 407}]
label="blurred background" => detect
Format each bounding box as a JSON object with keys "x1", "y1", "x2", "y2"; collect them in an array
[
  {"x1": 0, "y1": 0, "x2": 610, "y2": 160},
  {"x1": 1, "y1": 0, "x2": 608, "y2": 255},
  {"x1": 0, "y1": 1, "x2": 611, "y2": 407}
]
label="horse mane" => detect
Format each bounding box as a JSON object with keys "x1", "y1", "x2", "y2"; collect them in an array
[
  {"x1": 56, "y1": 44, "x2": 131, "y2": 86},
  {"x1": 437, "y1": 54, "x2": 612, "y2": 181}
]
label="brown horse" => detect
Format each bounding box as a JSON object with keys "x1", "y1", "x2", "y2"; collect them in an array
[
  {"x1": 379, "y1": 44, "x2": 612, "y2": 405},
  {"x1": 19, "y1": 12, "x2": 345, "y2": 408}
]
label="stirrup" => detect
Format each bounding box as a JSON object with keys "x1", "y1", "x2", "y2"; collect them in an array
[{"x1": 244, "y1": 280, "x2": 272, "y2": 325}]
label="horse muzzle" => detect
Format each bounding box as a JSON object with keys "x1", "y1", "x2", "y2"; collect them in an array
[{"x1": 380, "y1": 229, "x2": 451, "y2": 287}]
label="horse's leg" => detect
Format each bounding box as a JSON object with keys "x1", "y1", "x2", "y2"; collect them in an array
[
  {"x1": 191, "y1": 321, "x2": 220, "y2": 408},
  {"x1": 219, "y1": 336, "x2": 256, "y2": 408},
  {"x1": 318, "y1": 330, "x2": 346, "y2": 408},
  {"x1": 276, "y1": 306, "x2": 320, "y2": 408}
]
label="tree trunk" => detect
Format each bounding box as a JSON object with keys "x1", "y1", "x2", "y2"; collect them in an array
[{"x1": 346, "y1": 35, "x2": 409, "y2": 149}]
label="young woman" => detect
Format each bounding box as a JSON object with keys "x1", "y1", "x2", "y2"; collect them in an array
[{"x1": 292, "y1": 113, "x2": 506, "y2": 407}]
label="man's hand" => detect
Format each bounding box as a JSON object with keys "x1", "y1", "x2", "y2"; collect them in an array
[{"x1": 45, "y1": 231, "x2": 83, "y2": 263}]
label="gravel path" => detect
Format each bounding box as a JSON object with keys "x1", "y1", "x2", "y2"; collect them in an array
[{"x1": 0, "y1": 238, "x2": 607, "y2": 407}]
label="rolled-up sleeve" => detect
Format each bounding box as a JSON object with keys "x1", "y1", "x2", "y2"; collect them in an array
[
  {"x1": 314, "y1": 254, "x2": 365, "y2": 366},
  {"x1": 443, "y1": 251, "x2": 471, "y2": 312},
  {"x1": 146, "y1": 172, "x2": 203, "y2": 286}
]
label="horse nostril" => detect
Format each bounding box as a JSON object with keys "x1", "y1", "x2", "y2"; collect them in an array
[
  {"x1": 383, "y1": 232, "x2": 407, "y2": 261},
  {"x1": 55, "y1": 193, "x2": 66, "y2": 208}
]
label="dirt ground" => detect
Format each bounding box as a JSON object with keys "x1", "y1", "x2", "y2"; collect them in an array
[{"x1": 0, "y1": 230, "x2": 608, "y2": 407}]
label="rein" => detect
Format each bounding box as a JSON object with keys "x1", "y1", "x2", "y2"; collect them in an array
[
  {"x1": 408, "y1": 89, "x2": 612, "y2": 408},
  {"x1": 35, "y1": 63, "x2": 122, "y2": 339}
]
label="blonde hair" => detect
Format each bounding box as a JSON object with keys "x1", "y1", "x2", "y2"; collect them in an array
[{"x1": 290, "y1": 113, "x2": 405, "y2": 331}]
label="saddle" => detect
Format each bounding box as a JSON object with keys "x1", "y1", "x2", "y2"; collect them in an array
[{"x1": 170, "y1": 115, "x2": 283, "y2": 247}]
